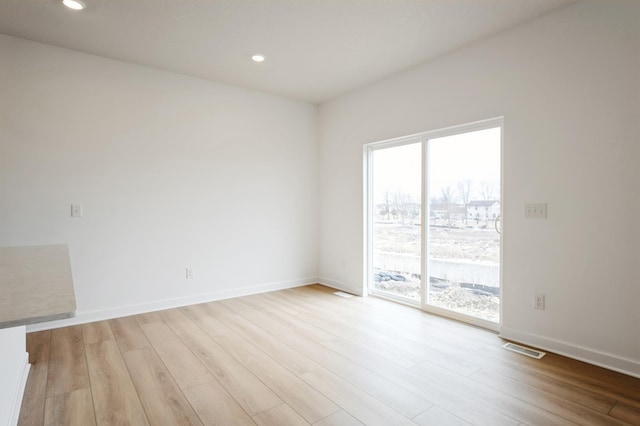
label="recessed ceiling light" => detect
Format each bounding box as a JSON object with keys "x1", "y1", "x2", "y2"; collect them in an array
[
  {"x1": 62, "y1": 0, "x2": 86, "y2": 10},
  {"x1": 252, "y1": 55, "x2": 265, "y2": 63}
]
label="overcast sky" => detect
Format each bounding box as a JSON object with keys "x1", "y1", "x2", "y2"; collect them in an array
[{"x1": 372, "y1": 127, "x2": 501, "y2": 204}]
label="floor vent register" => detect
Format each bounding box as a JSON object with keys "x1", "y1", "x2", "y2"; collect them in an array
[{"x1": 503, "y1": 342, "x2": 546, "y2": 359}]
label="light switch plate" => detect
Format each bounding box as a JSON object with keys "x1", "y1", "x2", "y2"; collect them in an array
[{"x1": 525, "y1": 203, "x2": 547, "y2": 219}]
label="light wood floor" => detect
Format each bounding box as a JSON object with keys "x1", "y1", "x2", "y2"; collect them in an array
[{"x1": 18, "y1": 284, "x2": 640, "y2": 426}]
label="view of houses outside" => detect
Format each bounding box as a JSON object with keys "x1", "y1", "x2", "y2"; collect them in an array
[
  {"x1": 373, "y1": 197, "x2": 501, "y2": 321},
  {"x1": 372, "y1": 127, "x2": 501, "y2": 322}
]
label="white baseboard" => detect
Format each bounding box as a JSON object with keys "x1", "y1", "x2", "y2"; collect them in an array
[
  {"x1": 26, "y1": 277, "x2": 317, "y2": 332},
  {"x1": 317, "y1": 276, "x2": 364, "y2": 296},
  {"x1": 8, "y1": 353, "x2": 30, "y2": 426},
  {"x1": 500, "y1": 326, "x2": 640, "y2": 379}
]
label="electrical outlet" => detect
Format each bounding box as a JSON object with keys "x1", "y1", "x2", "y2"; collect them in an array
[
  {"x1": 71, "y1": 203, "x2": 83, "y2": 218},
  {"x1": 186, "y1": 267, "x2": 194, "y2": 279},
  {"x1": 525, "y1": 203, "x2": 547, "y2": 219},
  {"x1": 534, "y1": 293, "x2": 545, "y2": 310}
]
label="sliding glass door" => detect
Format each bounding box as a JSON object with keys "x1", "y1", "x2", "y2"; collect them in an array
[
  {"x1": 367, "y1": 119, "x2": 502, "y2": 329},
  {"x1": 369, "y1": 141, "x2": 422, "y2": 303}
]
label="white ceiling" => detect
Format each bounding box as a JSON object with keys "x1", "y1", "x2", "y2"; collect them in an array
[{"x1": 0, "y1": 0, "x2": 575, "y2": 103}]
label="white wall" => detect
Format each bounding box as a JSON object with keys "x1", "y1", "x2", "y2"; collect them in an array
[
  {"x1": 318, "y1": 0, "x2": 640, "y2": 376},
  {"x1": 0, "y1": 35, "x2": 319, "y2": 325},
  {"x1": 1, "y1": 1, "x2": 638, "y2": 379},
  {"x1": 0, "y1": 326, "x2": 28, "y2": 426}
]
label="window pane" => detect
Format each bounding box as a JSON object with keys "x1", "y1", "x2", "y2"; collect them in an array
[
  {"x1": 371, "y1": 142, "x2": 422, "y2": 302},
  {"x1": 427, "y1": 127, "x2": 501, "y2": 322}
]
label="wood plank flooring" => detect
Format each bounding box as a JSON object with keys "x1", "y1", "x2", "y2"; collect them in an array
[{"x1": 17, "y1": 284, "x2": 640, "y2": 425}]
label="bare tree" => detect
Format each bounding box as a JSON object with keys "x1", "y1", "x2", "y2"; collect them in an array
[
  {"x1": 440, "y1": 186, "x2": 456, "y2": 229},
  {"x1": 479, "y1": 181, "x2": 497, "y2": 226},
  {"x1": 380, "y1": 190, "x2": 391, "y2": 220},
  {"x1": 392, "y1": 190, "x2": 413, "y2": 225},
  {"x1": 430, "y1": 197, "x2": 440, "y2": 226},
  {"x1": 480, "y1": 181, "x2": 496, "y2": 201},
  {"x1": 457, "y1": 179, "x2": 472, "y2": 226}
]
